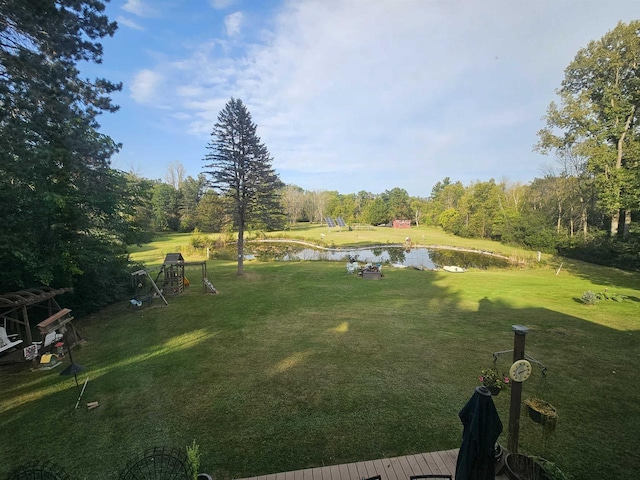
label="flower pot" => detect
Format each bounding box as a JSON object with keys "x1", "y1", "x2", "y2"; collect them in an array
[
  {"x1": 487, "y1": 386, "x2": 501, "y2": 396},
  {"x1": 524, "y1": 398, "x2": 557, "y2": 431},
  {"x1": 504, "y1": 453, "x2": 549, "y2": 480}
]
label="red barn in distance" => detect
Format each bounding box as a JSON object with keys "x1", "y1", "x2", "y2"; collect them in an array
[{"x1": 392, "y1": 219, "x2": 411, "y2": 228}]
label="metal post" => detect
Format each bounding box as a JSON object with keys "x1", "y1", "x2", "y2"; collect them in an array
[{"x1": 507, "y1": 324, "x2": 529, "y2": 453}]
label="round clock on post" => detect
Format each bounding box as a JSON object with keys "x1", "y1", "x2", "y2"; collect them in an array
[{"x1": 509, "y1": 359, "x2": 532, "y2": 382}]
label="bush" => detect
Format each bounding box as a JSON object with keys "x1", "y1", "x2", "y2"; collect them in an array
[
  {"x1": 190, "y1": 228, "x2": 211, "y2": 249},
  {"x1": 581, "y1": 290, "x2": 598, "y2": 305},
  {"x1": 557, "y1": 235, "x2": 640, "y2": 272}
]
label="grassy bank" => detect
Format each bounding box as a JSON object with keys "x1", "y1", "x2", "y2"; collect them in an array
[
  {"x1": 1, "y1": 230, "x2": 639, "y2": 479},
  {"x1": 128, "y1": 224, "x2": 544, "y2": 266}
]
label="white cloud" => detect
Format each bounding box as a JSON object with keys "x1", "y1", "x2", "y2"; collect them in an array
[
  {"x1": 224, "y1": 11, "x2": 244, "y2": 37},
  {"x1": 122, "y1": 0, "x2": 156, "y2": 18},
  {"x1": 122, "y1": 0, "x2": 640, "y2": 194},
  {"x1": 116, "y1": 15, "x2": 144, "y2": 31},
  {"x1": 130, "y1": 69, "x2": 163, "y2": 104}
]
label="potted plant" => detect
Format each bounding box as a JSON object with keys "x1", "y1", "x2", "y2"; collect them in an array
[
  {"x1": 479, "y1": 367, "x2": 510, "y2": 395},
  {"x1": 532, "y1": 457, "x2": 569, "y2": 480},
  {"x1": 186, "y1": 440, "x2": 213, "y2": 480},
  {"x1": 524, "y1": 397, "x2": 558, "y2": 431},
  {"x1": 504, "y1": 453, "x2": 549, "y2": 480},
  {"x1": 504, "y1": 454, "x2": 568, "y2": 480}
]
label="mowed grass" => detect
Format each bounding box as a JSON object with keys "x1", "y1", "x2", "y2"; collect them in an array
[
  {"x1": 128, "y1": 225, "x2": 543, "y2": 266},
  {"x1": 1, "y1": 231, "x2": 639, "y2": 480}
]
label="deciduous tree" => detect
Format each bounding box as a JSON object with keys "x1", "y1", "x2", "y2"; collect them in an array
[{"x1": 537, "y1": 20, "x2": 640, "y2": 238}]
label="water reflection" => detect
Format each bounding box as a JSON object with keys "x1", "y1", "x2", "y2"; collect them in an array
[{"x1": 239, "y1": 243, "x2": 510, "y2": 269}]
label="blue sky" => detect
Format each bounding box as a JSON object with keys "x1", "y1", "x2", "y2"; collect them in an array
[{"x1": 89, "y1": 0, "x2": 640, "y2": 197}]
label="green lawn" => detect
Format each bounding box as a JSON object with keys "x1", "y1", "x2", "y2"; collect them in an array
[
  {"x1": 1, "y1": 229, "x2": 639, "y2": 479},
  {"x1": 127, "y1": 224, "x2": 545, "y2": 266}
]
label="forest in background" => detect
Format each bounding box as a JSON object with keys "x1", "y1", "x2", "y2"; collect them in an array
[{"x1": 127, "y1": 161, "x2": 639, "y2": 271}]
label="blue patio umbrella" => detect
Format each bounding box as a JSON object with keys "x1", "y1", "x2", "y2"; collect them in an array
[{"x1": 455, "y1": 386, "x2": 503, "y2": 480}]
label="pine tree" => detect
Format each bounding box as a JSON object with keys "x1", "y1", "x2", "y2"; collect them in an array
[
  {"x1": 204, "y1": 98, "x2": 284, "y2": 274},
  {"x1": 0, "y1": 1, "x2": 129, "y2": 311}
]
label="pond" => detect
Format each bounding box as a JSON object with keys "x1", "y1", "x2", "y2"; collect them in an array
[{"x1": 238, "y1": 242, "x2": 511, "y2": 270}]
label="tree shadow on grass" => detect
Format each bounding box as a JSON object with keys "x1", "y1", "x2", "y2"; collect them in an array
[{"x1": 558, "y1": 257, "x2": 640, "y2": 291}]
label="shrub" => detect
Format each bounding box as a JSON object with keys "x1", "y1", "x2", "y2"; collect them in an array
[
  {"x1": 581, "y1": 290, "x2": 598, "y2": 305},
  {"x1": 557, "y1": 235, "x2": 640, "y2": 272},
  {"x1": 190, "y1": 228, "x2": 211, "y2": 249}
]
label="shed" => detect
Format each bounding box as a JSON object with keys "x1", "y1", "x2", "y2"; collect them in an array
[{"x1": 392, "y1": 219, "x2": 411, "y2": 229}]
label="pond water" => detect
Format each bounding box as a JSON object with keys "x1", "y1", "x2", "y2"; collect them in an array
[{"x1": 241, "y1": 243, "x2": 511, "y2": 270}]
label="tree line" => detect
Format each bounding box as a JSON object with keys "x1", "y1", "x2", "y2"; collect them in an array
[{"x1": 134, "y1": 165, "x2": 633, "y2": 258}]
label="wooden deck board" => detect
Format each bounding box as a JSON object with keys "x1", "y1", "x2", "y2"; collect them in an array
[
  {"x1": 361, "y1": 459, "x2": 378, "y2": 479},
  {"x1": 345, "y1": 463, "x2": 359, "y2": 480},
  {"x1": 328, "y1": 465, "x2": 342, "y2": 480},
  {"x1": 372, "y1": 458, "x2": 393, "y2": 480},
  {"x1": 386, "y1": 456, "x2": 409, "y2": 480},
  {"x1": 314, "y1": 466, "x2": 325, "y2": 480},
  {"x1": 235, "y1": 449, "x2": 461, "y2": 480},
  {"x1": 425, "y1": 452, "x2": 448, "y2": 476},
  {"x1": 404, "y1": 454, "x2": 423, "y2": 476},
  {"x1": 411, "y1": 452, "x2": 435, "y2": 476},
  {"x1": 338, "y1": 463, "x2": 351, "y2": 480},
  {"x1": 440, "y1": 450, "x2": 458, "y2": 474}
]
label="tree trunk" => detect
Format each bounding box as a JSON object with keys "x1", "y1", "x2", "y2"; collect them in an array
[
  {"x1": 569, "y1": 205, "x2": 574, "y2": 237},
  {"x1": 237, "y1": 223, "x2": 244, "y2": 275},
  {"x1": 581, "y1": 202, "x2": 588, "y2": 238},
  {"x1": 623, "y1": 209, "x2": 631, "y2": 239},
  {"x1": 610, "y1": 108, "x2": 635, "y2": 238},
  {"x1": 610, "y1": 210, "x2": 620, "y2": 237}
]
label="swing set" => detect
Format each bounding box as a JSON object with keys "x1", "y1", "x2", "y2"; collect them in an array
[{"x1": 130, "y1": 253, "x2": 218, "y2": 307}]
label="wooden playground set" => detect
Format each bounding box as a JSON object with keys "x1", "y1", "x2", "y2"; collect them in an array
[{"x1": 130, "y1": 253, "x2": 218, "y2": 307}]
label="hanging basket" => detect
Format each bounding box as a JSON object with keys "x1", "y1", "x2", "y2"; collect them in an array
[
  {"x1": 487, "y1": 386, "x2": 501, "y2": 396},
  {"x1": 524, "y1": 397, "x2": 557, "y2": 431}
]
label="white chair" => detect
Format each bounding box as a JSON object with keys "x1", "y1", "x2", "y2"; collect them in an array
[
  {"x1": 346, "y1": 262, "x2": 359, "y2": 273},
  {"x1": 0, "y1": 327, "x2": 23, "y2": 354},
  {"x1": 33, "y1": 330, "x2": 64, "y2": 352}
]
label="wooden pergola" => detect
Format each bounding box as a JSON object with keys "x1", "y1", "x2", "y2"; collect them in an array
[{"x1": 0, "y1": 287, "x2": 73, "y2": 346}]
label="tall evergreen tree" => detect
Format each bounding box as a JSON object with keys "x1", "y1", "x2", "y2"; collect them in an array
[
  {"x1": 203, "y1": 98, "x2": 284, "y2": 275},
  {"x1": 0, "y1": 1, "x2": 127, "y2": 311}
]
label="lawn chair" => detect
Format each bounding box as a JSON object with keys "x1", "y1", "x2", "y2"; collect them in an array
[
  {"x1": 33, "y1": 330, "x2": 64, "y2": 353},
  {"x1": 346, "y1": 262, "x2": 360, "y2": 274},
  {"x1": 0, "y1": 326, "x2": 23, "y2": 354}
]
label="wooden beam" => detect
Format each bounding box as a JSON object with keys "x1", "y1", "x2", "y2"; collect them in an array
[
  {"x1": 508, "y1": 324, "x2": 529, "y2": 453},
  {"x1": 145, "y1": 271, "x2": 168, "y2": 306}
]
